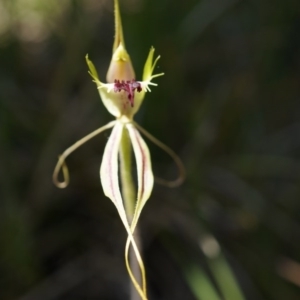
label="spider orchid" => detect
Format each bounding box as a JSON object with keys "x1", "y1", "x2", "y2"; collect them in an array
[{"x1": 53, "y1": 0, "x2": 184, "y2": 299}]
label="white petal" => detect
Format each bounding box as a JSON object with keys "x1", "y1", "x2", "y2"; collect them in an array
[
  {"x1": 126, "y1": 123, "x2": 154, "y2": 232},
  {"x1": 100, "y1": 121, "x2": 124, "y2": 209}
]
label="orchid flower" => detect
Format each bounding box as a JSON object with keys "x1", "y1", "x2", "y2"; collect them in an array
[{"x1": 53, "y1": 0, "x2": 184, "y2": 299}]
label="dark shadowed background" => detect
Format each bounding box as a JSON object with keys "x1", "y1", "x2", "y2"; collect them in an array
[{"x1": 1, "y1": 0, "x2": 300, "y2": 299}]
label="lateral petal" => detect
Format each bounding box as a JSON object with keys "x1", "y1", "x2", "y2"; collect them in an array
[
  {"x1": 100, "y1": 121, "x2": 148, "y2": 299},
  {"x1": 142, "y1": 47, "x2": 164, "y2": 84},
  {"x1": 86, "y1": 54, "x2": 101, "y2": 84},
  {"x1": 126, "y1": 123, "x2": 154, "y2": 232},
  {"x1": 100, "y1": 121, "x2": 124, "y2": 209}
]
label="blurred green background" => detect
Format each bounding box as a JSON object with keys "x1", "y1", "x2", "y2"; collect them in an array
[{"x1": 1, "y1": 0, "x2": 300, "y2": 299}]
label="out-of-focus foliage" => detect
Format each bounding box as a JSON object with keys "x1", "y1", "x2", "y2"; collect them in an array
[{"x1": 1, "y1": 0, "x2": 300, "y2": 299}]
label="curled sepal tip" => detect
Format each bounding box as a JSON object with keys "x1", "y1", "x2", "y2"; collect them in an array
[
  {"x1": 52, "y1": 121, "x2": 116, "y2": 189},
  {"x1": 133, "y1": 121, "x2": 186, "y2": 188},
  {"x1": 53, "y1": 156, "x2": 69, "y2": 189}
]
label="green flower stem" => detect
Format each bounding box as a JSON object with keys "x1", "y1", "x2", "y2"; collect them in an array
[{"x1": 119, "y1": 126, "x2": 143, "y2": 300}]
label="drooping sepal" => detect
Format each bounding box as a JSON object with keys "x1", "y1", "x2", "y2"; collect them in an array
[
  {"x1": 100, "y1": 121, "x2": 124, "y2": 208},
  {"x1": 126, "y1": 123, "x2": 154, "y2": 232},
  {"x1": 100, "y1": 121, "x2": 148, "y2": 300}
]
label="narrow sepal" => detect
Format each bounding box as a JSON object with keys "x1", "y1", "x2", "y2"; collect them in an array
[
  {"x1": 100, "y1": 122, "x2": 124, "y2": 208},
  {"x1": 126, "y1": 123, "x2": 154, "y2": 232},
  {"x1": 113, "y1": 0, "x2": 125, "y2": 52},
  {"x1": 53, "y1": 121, "x2": 116, "y2": 188},
  {"x1": 100, "y1": 121, "x2": 148, "y2": 299},
  {"x1": 133, "y1": 121, "x2": 185, "y2": 187}
]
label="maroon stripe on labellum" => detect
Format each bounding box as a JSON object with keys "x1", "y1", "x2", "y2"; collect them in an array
[{"x1": 114, "y1": 79, "x2": 142, "y2": 107}]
